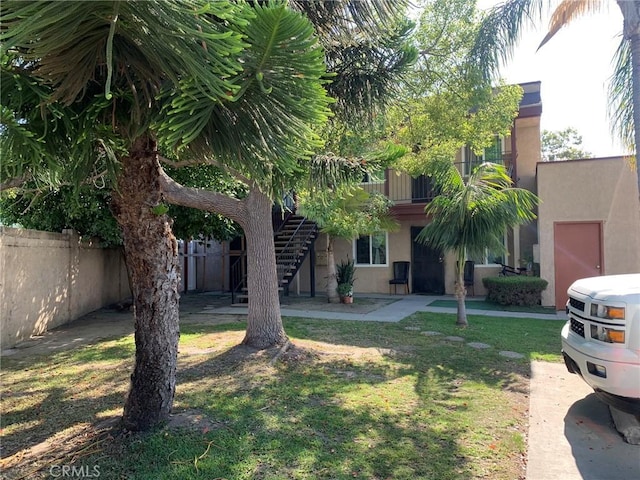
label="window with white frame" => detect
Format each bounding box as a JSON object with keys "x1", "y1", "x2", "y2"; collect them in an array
[
  {"x1": 468, "y1": 232, "x2": 508, "y2": 266},
  {"x1": 354, "y1": 232, "x2": 388, "y2": 266}
]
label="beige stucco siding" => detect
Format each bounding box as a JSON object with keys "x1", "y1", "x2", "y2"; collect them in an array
[
  {"x1": 296, "y1": 221, "x2": 497, "y2": 298},
  {"x1": 514, "y1": 115, "x2": 541, "y2": 262},
  {"x1": 536, "y1": 157, "x2": 640, "y2": 307},
  {"x1": 0, "y1": 227, "x2": 130, "y2": 349}
]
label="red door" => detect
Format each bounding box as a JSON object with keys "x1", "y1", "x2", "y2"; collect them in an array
[{"x1": 554, "y1": 222, "x2": 603, "y2": 309}]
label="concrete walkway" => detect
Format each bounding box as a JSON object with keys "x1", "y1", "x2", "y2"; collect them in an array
[{"x1": 209, "y1": 293, "x2": 567, "y2": 322}]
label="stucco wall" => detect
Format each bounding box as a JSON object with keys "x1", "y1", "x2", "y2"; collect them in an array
[
  {"x1": 295, "y1": 222, "x2": 498, "y2": 298},
  {"x1": 0, "y1": 227, "x2": 131, "y2": 350},
  {"x1": 514, "y1": 115, "x2": 541, "y2": 263},
  {"x1": 536, "y1": 157, "x2": 640, "y2": 307}
]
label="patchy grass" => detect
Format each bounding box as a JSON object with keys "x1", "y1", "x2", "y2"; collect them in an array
[
  {"x1": 1, "y1": 313, "x2": 564, "y2": 479},
  {"x1": 428, "y1": 299, "x2": 558, "y2": 315}
]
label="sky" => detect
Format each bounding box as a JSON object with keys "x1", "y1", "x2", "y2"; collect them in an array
[{"x1": 477, "y1": 0, "x2": 628, "y2": 157}]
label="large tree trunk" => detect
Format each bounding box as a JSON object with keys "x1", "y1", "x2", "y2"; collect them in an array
[
  {"x1": 618, "y1": 0, "x2": 640, "y2": 199},
  {"x1": 159, "y1": 171, "x2": 288, "y2": 350},
  {"x1": 241, "y1": 189, "x2": 289, "y2": 348},
  {"x1": 325, "y1": 235, "x2": 340, "y2": 303},
  {"x1": 111, "y1": 136, "x2": 180, "y2": 431}
]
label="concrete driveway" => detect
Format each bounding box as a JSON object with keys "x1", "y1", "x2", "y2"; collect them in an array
[{"x1": 527, "y1": 361, "x2": 639, "y2": 480}]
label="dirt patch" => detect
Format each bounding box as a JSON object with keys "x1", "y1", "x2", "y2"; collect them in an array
[{"x1": 280, "y1": 295, "x2": 397, "y2": 314}]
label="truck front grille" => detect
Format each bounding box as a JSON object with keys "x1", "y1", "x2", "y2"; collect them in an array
[
  {"x1": 569, "y1": 297, "x2": 585, "y2": 312},
  {"x1": 570, "y1": 318, "x2": 585, "y2": 337}
]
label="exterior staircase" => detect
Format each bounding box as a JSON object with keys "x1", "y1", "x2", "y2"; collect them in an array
[{"x1": 231, "y1": 213, "x2": 318, "y2": 305}]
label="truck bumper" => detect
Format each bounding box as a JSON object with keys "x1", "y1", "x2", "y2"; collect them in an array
[{"x1": 561, "y1": 323, "x2": 640, "y2": 415}]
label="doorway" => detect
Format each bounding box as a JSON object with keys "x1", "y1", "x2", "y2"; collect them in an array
[
  {"x1": 411, "y1": 226, "x2": 445, "y2": 294},
  {"x1": 553, "y1": 222, "x2": 603, "y2": 309}
]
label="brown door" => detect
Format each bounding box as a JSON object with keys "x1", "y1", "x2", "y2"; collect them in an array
[{"x1": 554, "y1": 222, "x2": 603, "y2": 309}]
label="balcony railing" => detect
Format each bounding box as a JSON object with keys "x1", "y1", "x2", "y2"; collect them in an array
[{"x1": 360, "y1": 154, "x2": 513, "y2": 205}]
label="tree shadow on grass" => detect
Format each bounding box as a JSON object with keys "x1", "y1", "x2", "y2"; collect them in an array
[
  {"x1": 0, "y1": 311, "x2": 546, "y2": 479},
  {"x1": 0, "y1": 343, "x2": 134, "y2": 478},
  {"x1": 82, "y1": 343, "x2": 469, "y2": 480},
  {"x1": 92, "y1": 329, "x2": 529, "y2": 480}
]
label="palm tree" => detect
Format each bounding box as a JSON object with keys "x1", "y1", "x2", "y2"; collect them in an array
[
  {"x1": 417, "y1": 161, "x2": 538, "y2": 327},
  {"x1": 469, "y1": 0, "x2": 640, "y2": 197}
]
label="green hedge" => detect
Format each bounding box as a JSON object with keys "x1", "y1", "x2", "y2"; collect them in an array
[{"x1": 482, "y1": 276, "x2": 548, "y2": 307}]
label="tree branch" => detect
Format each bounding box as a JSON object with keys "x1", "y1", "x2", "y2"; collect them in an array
[
  {"x1": 158, "y1": 155, "x2": 256, "y2": 189},
  {"x1": 0, "y1": 174, "x2": 31, "y2": 191},
  {"x1": 158, "y1": 166, "x2": 247, "y2": 225}
]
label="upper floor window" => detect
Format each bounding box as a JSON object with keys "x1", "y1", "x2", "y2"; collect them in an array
[
  {"x1": 354, "y1": 232, "x2": 388, "y2": 266},
  {"x1": 361, "y1": 167, "x2": 386, "y2": 184},
  {"x1": 462, "y1": 136, "x2": 505, "y2": 177}
]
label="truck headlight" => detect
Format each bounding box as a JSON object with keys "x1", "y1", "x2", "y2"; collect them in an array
[
  {"x1": 590, "y1": 324, "x2": 625, "y2": 343},
  {"x1": 590, "y1": 303, "x2": 625, "y2": 320}
]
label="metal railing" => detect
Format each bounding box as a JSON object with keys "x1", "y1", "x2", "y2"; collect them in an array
[{"x1": 360, "y1": 155, "x2": 513, "y2": 204}]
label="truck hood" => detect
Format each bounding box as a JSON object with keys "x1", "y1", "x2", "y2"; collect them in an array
[{"x1": 570, "y1": 274, "x2": 640, "y2": 302}]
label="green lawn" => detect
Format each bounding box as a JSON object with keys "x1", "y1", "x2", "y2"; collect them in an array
[
  {"x1": 1, "y1": 313, "x2": 564, "y2": 479},
  {"x1": 428, "y1": 299, "x2": 558, "y2": 315}
]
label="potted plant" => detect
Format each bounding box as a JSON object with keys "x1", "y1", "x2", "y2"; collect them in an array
[{"x1": 336, "y1": 258, "x2": 356, "y2": 304}]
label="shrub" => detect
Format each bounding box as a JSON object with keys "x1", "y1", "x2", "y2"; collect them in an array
[
  {"x1": 336, "y1": 258, "x2": 356, "y2": 286},
  {"x1": 336, "y1": 258, "x2": 356, "y2": 297},
  {"x1": 482, "y1": 276, "x2": 548, "y2": 306}
]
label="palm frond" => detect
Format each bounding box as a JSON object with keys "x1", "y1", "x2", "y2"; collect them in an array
[
  {"x1": 323, "y1": 20, "x2": 418, "y2": 122},
  {"x1": 608, "y1": 36, "x2": 635, "y2": 151},
  {"x1": 1, "y1": 1, "x2": 246, "y2": 117},
  {"x1": 307, "y1": 154, "x2": 366, "y2": 191},
  {"x1": 538, "y1": 0, "x2": 606, "y2": 49},
  {"x1": 290, "y1": 0, "x2": 409, "y2": 40},
  {"x1": 418, "y1": 162, "x2": 538, "y2": 260},
  {"x1": 468, "y1": 0, "x2": 547, "y2": 81},
  {"x1": 1, "y1": 57, "x2": 126, "y2": 190}
]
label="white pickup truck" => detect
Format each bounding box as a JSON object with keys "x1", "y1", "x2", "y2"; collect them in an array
[{"x1": 561, "y1": 274, "x2": 640, "y2": 415}]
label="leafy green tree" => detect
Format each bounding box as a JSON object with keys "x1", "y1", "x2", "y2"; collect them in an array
[
  {"x1": 387, "y1": 0, "x2": 523, "y2": 176},
  {"x1": 298, "y1": 185, "x2": 398, "y2": 303},
  {"x1": 0, "y1": 164, "x2": 243, "y2": 245},
  {"x1": 418, "y1": 161, "x2": 538, "y2": 326},
  {"x1": 0, "y1": 185, "x2": 122, "y2": 246},
  {"x1": 1, "y1": 0, "x2": 331, "y2": 431},
  {"x1": 469, "y1": 0, "x2": 640, "y2": 197},
  {"x1": 541, "y1": 127, "x2": 592, "y2": 161},
  {"x1": 1, "y1": 0, "x2": 415, "y2": 345},
  {"x1": 158, "y1": 1, "x2": 415, "y2": 349}
]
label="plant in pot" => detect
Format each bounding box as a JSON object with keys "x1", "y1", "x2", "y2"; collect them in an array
[{"x1": 336, "y1": 258, "x2": 356, "y2": 304}]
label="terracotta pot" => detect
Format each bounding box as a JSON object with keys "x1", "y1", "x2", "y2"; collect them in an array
[{"x1": 341, "y1": 296, "x2": 353, "y2": 304}]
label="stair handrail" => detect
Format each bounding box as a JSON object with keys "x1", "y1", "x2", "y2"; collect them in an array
[
  {"x1": 230, "y1": 213, "x2": 317, "y2": 304},
  {"x1": 275, "y1": 217, "x2": 318, "y2": 283}
]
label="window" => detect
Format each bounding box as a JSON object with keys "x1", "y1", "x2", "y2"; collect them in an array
[
  {"x1": 462, "y1": 136, "x2": 505, "y2": 177},
  {"x1": 361, "y1": 167, "x2": 385, "y2": 184},
  {"x1": 354, "y1": 232, "x2": 388, "y2": 266},
  {"x1": 468, "y1": 232, "x2": 507, "y2": 266},
  {"x1": 470, "y1": 248, "x2": 504, "y2": 266}
]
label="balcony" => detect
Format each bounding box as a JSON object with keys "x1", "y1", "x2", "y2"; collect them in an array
[{"x1": 360, "y1": 154, "x2": 513, "y2": 218}]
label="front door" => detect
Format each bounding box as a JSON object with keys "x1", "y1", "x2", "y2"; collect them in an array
[
  {"x1": 554, "y1": 222, "x2": 603, "y2": 309},
  {"x1": 411, "y1": 226, "x2": 444, "y2": 294}
]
